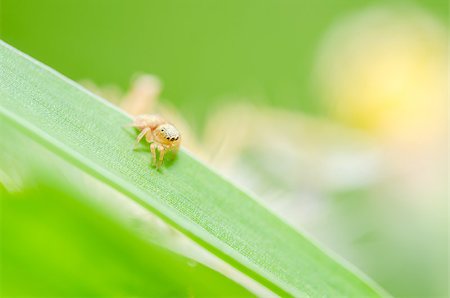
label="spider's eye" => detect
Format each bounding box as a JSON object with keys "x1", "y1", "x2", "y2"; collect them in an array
[{"x1": 166, "y1": 137, "x2": 170, "y2": 140}]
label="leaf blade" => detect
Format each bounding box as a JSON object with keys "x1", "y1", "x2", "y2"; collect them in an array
[{"x1": 0, "y1": 40, "x2": 387, "y2": 297}]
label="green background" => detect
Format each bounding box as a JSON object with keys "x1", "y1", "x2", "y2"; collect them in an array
[{"x1": 1, "y1": 0, "x2": 447, "y2": 130}]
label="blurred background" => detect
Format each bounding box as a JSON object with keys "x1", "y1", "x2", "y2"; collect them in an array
[{"x1": 1, "y1": 0, "x2": 448, "y2": 297}]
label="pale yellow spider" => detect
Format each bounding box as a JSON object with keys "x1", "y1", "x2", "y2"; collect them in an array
[{"x1": 129, "y1": 114, "x2": 181, "y2": 168}]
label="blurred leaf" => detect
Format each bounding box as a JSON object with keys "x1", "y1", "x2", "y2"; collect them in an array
[
  {"x1": 0, "y1": 179, "x2": 254, "y2": 297},
  {"x1": 0, "y1": 41, "x2": 387, "y2": 297}
]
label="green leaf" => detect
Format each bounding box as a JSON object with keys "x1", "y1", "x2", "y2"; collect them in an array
[
  {"x1": 0, "y1": 176, "x2": 254, "y2": 297},
  {"x1": 1, "y1": 127, "x2": 255, "y2": 297},
  {"x1": 0, "y1": 40, "x2": 388, "y2": 297}
]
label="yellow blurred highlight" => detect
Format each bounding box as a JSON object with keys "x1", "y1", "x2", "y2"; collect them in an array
[{"x1": 315, "y1": 6, "x2": 448, "y2": 143}]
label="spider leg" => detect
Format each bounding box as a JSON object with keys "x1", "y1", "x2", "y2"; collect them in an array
[
  {"x1": 156, "y1": 144, "x2": 166, "y2": 169},
  {"x1": 145, "y1": 129, "x2": 154, "y2": 142},
  {"x1": 150, "y1": 142, "x2": 157, "y2": 166},
  {"x1": 133, "y1": 127, "x2": 150, "y2": 149}
]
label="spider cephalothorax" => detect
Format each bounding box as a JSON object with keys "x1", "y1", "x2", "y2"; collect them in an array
[{"x1": 154, "y1": 123, "x2": 180, "y2": 144}]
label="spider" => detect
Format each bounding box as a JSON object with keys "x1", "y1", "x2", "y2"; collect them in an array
[{"x1": 128, "y1": 114, "x2": 181, "y2": 168}]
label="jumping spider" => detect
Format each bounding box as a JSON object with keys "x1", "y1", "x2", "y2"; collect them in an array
[{"x1": 129, "y1": 114, "x2": 181, "y2": 168}]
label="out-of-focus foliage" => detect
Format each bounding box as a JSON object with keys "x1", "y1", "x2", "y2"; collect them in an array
[{"x1": 0, "y1": 179, "x2": 254, "y2": 297}]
